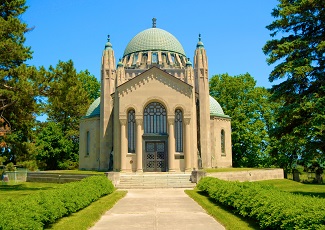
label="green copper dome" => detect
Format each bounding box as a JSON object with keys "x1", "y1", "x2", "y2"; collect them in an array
[
  {"x1": 209, "y1": 96, "x2": 225, "y2": 116},
  {"x1": 123, "y1": 28, "x2": 186, "y2": 57},
  {"x1": 85, "y1": 97, "x2": 100, "y2": 118}
]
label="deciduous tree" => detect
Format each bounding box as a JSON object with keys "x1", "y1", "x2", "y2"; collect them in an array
[{"x1": 210, "y1": 73, "x2": 278, "y2": 167}]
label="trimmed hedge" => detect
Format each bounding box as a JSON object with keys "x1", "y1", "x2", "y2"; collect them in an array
[
  {"x1": 197, "y1": 177, "x2": 325, "y2": 230},
  {"x1": 0, "y1": 176, "x2": 114, "y2": 230}
]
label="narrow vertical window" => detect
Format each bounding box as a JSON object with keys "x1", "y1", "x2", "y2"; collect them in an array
[
  {"x1": 128, "y1": 110, "x2": 136, "y2": 153},
  {"x1": 132, "y1": 53, "x2": 138, "y2": 65},
  {"x1": 221, "y1": 129, "x2": 225, "y2": 155},
  {"x1": 152, "y1": 52, "x2": 158, "y2": 63},
  {"x1": 175, "y1": 109, "x2": 183, "y2": 152},
  {"x1": 86, "y1": 131, "x2": 90, "y2": 156}
]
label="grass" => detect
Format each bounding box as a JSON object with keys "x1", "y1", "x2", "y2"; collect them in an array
[
  {"x1": 257, "y1": 179, "x2": 325, "y2": 198},
  {"x1": 0, "y1": 181, "x2": 62, "y2": 201},
  {"x1": 47, "y1": 190, "x2": 127, "y2": 230},
  {"x1": 185, "y1": 189, "x2": 260, "y2": 230},
  {"x1": 204, "y1": 167, "x2": 261, "y2": 173}
]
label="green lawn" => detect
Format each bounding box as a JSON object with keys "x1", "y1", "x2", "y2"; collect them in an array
[
  {"x1": 0, "y1": 181, "x2": 62, "y2": 201},
  {"x1": 257, "y1": 179, "x2": 325, "y2": 198}
]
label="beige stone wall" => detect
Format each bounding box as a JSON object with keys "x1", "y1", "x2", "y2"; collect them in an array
[
  {"x1": 207, "y1": 168, "x2": 284, "y2": 182},
  {"x1": 115, "y1": 67, "x2": 195, "y2": 172},
  {"x1": 210, "y1": 116, "x2": 232, "y2": 168},
  {"x1": 79, "y1": 117, "x2": 100, "y2": 170}
]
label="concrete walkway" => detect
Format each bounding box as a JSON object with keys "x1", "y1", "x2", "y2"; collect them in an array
[{"x1": 90, "y1": 189, "x2": 225, "y2": 230}]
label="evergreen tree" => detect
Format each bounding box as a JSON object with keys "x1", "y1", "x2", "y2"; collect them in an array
[
  {"x1": 0, "y1": 0, "x2": 46, "y2": 163},
  {"x1": 210, "y1": 73, "x2": 278, "y2": 167},
  {"x1": 263, "y1": 0, "x2": 325, "y2": 176}
]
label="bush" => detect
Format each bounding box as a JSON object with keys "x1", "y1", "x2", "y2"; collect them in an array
[
  {"x1": 0, "y1": 176, "x2": 114, "y2": 229},
  {"x1": 4, "y1": 162, "x2": 16, "y2": 171},
  {"x1": 17, "y1": 160, "x2": 38, "y2": 171},
  {"x1": 197, "y1": 177, "x2": 325, "y2": 229}
]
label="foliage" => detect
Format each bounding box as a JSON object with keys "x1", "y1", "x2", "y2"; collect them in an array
[
  {"x1": 263, "y1": 0, "x2": 325, "y2": 176},
  {"x1": 49, "y1": 191, "x2": 127, "y2": 230},
  {"x1": 78, "y1": 69, "x2": 100, "y2": 101},
  {"x1": 210, "y1": 73, "x2": 278, "y2": 167},
  {"x1": 17, "y1": 160, "x2": 38, "y2": 171},
  {"x1": 38, "y1": 60, "x2": 99, "y2": 169},
  {"x1": 0, "y1": 176, "x2": 114, "y2": 230},
  {"x1": 4, "y1": 162, "x2": 15, "y2": 171},
  {"x1": 34, "y1": 122, "x2": 75, "y2": 170},
  {"x1": 0, "y1": 0, "x2": 48, "y2": 163},
  {"x1": 185, "y1": 189, "x2": 259, "y2": 230},
  {"x1": 197, "y1": 177, "x2": 325, "y2": 229}
]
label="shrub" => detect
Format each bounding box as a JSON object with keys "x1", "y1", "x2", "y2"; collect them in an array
[
  {"x1": 0, "y1": 176, "x2": 114, "y2": 229},
  {"x1": 17, "y1": 160, "x2": 38, "y2": 171},
  {"x1": 4, "y1": 162, "x2": 16, "y2": 171},
  {"x1": 197, "y1": 177, "x2": 325, "y2": 229}
]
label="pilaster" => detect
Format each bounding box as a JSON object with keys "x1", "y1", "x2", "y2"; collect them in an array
[
  {"x1": 120, "y1": 119, "x2": 127, "y2": 172},
  {"x1": 136, "y1": 118, "x2": 143, "y2": 172},
  {"x1": 167, "y1": 117, "x2": 175, "y2": 172}
]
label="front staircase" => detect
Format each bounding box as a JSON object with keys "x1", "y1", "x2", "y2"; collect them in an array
[{"x1": 116, "y1": 173, "x2": 196, "y2": 189}]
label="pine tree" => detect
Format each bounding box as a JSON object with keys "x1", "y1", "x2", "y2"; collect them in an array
[
  {"x1": 263, "y1": 0, "x2": 325, "y2": 178},
  {"x1": 0, "y1": 0, "x2": 44, "y2": 162}
]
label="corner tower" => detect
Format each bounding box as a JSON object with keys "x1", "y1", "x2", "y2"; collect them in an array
[
  {"x1": 194, "y1": 34, "x2": 211, "y2": 168},
  {"x1": 99, "y1": 35, "x2": 116, "y2": 170}
]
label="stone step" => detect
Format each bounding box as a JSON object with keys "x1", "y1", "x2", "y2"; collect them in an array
[{"x1": 117, "y1": 173, "x2": 195, "y2": 189}]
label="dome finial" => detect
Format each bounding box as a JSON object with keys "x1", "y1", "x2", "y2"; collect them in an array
[
  {"x1": 196, "y1": 33, "x2": 204, "y2": 48},
  {"x1": 105, "y1": 34, "x2": 113, "y2": 49},
  {"x1": 152, "y1": 18, "x2": 157, "y2": 28}
]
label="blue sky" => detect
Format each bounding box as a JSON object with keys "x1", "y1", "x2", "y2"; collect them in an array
[{"x1": 23, "y1": 0, "x2": 279, "y2": 88}]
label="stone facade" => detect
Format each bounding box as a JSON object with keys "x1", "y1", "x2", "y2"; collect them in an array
[{"x1": 79, "y1": 20, "x2": 232, "y2": 172}]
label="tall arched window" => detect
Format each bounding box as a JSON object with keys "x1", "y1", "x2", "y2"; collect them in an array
[
  {"x1": 128, "y1": 110, "x2": 136, "y2": 153},
  {"x1": 221, "y1": 129, "x2": 225, "y2": 155},
  {"x1": 144, "y1": 102, "x2": 167, "y2": 134},
  {"x1": 175, "y1": 109, "x2": 183, "y2": 152}
]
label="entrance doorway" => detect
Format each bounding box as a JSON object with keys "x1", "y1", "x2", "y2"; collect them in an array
[{"x1": 144, "y1": 141, "x2": 166, "y2": 172}]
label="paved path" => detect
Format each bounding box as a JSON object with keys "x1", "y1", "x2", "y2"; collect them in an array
[{"x1": 90, "y1": 189, "x2": 225, "y2": 230}]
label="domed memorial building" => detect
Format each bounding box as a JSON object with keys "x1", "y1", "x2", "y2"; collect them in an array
[{"x1": 79, "y1": 19, "x2": 232, "y2": 172}]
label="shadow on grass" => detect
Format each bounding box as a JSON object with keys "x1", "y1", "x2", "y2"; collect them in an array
[
  {"x1": 195, "y1": 190, "x2": 261, "y2": 230},
  {"x1": 0, "y1": 184, "x2": 56, "y2": 192},
  {"x1": 291, "y1": 191, "x2": 325, "y2": 198}
]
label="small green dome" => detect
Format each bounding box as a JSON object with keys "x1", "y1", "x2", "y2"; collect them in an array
[
  {"x1": 123, "y1": 28, "x2": 186, "y2": 57},
  {"x1": 186, "y1": 58, "x2": 192, "y2": 66},
  {"x1": 210, "y1": 96, "x2": 225, "y2": 116},
  {"x1": 85, "y1": 97, "x2": 100, "y2": 118},
  {"x1": 117, "y1": 60, "x2": 124, "y2": 67}
]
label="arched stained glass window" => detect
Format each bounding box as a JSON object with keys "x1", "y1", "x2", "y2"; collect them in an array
[
  {"x1": 144, "y1": 102, "x2": 167, "y2": 134},
  {"x1": 221, "y1": 129, "x2": 225, "y2": 155},
  {"x1": 175, "y1": 109, "x2": 183, "y2": 152},
  {"x1": 128, "y1": 110, "x2": 136, "y2": 153}
]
